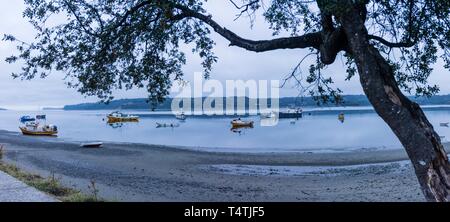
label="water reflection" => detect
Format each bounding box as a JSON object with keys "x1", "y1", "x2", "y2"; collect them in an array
[
  {"x1": 230, "y1": 125, "x2": 253, "y2": 135},
  {"x1": 108, "y1": 122, "x2": 124, "y2": 129}
]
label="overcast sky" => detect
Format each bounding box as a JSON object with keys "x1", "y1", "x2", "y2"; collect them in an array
[{"x1": 0, "y1": 0, "x2": 449, "y2": 110}]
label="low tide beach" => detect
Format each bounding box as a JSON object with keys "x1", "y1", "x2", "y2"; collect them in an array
[{"x1": 1, "y1": 129, "x2": 445, "y2": 201}]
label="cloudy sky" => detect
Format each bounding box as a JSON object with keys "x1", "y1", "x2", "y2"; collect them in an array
[{"x1": 0, "y1": 0, "x2": 448, "y2": 110}]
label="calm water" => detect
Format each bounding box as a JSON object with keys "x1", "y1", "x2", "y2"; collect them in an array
[{"x1": 2, "y1": 107, "x2": 450, "y2": 152}]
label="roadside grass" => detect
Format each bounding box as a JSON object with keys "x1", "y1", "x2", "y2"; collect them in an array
[{"x1": 0, "y1": 145, "x2": 104, "y2": 202}]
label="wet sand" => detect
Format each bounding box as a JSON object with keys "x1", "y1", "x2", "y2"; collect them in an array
[{"x1": 1, "y1": 129, "x2": 444, "y2": 201}]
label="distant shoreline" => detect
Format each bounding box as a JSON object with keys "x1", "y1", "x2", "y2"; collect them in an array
[{"x1": 61, "y1": 95, "x2": 450, "y2": 111}]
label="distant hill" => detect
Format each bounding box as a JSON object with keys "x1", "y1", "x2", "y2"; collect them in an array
[
  {"x1": 64, "y1": 96, "x2": 346, "y2": 110},
  {"x1": 0, "y1": 108, "x2": 6, "y2": 110},
  {"x1": 63, "y1": 94, "x2": 450, "y2": 111},
  {"x1": 42, "y1": 107, "x2": 64, "y2": 110},
  {"x1": 64, "y1": 98, "x2": 173, "y2": 110}
]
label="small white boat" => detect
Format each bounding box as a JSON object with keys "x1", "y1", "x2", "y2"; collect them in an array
[
  {"x1": 80, "y1": 142, "x2": 103, "y2": 148},
  {"x1": 175, "y1": 112, "x2": 187, "y2": 121},
  {"x1": 260, "y1": 111, "x2": 277, "y2": 119}
]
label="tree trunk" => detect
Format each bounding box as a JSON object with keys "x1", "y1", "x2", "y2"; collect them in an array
[{"x1": 338, "y1": 8, "x2": 450, "y2": 201}]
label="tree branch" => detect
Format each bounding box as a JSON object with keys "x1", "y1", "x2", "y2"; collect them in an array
[
  {"x1": 368, "y1": 34, "x2": 415, "y2": 48},
  {"x1": 82, "y1": 1, "x2": 322, "y2": 53},
  {"x1": 174, "y1": 4, "x2": 322, "y2": 52},
  {"x1": 63, "y1": 0, "x2": 100, "y2": 37}
]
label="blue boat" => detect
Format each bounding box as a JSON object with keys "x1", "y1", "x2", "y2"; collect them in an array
[
  {"x1": 36, "y1": 115, "x2": 46, "y2": 120},
  {"x1": 20, "y1": 116, "x2": 36, "y2": 123}
]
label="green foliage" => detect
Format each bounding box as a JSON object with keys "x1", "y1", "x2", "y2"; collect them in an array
[
  {"x1": 3, "y1": 0, "x2": 450, "y2": 104},
  {"x1": 273, "y1": 0, "x2": 449, "y2": 100},
  {"x1": 365, "y1": 0, "x2": 449, "y2": 96},
  {"x1": 305, "y1": 56, "x2": 343, "y2": 105},
  {"x1": 264, "y1": 0, "x2": 320, "y2": 36},
  {"x1": 4, "y1": 0, "x2": 216, "y2": 104}
]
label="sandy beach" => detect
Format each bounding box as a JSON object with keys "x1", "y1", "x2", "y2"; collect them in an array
[{"x1": 1, "y1": 129, "x2": 444, "y2": 201}]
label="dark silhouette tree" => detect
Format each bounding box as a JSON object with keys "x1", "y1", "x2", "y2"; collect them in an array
[{"x1": 3, "y1": 0, "x2": 450, "y2": 201}]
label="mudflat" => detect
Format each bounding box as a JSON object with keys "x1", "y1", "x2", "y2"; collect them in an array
[{"x1": 1, "y1": 130, "x2": 438, "y2": 201}]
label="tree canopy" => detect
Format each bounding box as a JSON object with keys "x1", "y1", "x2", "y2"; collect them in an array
[{"x1": 3, "y1": 0, "x2": 450, "y2": 104}]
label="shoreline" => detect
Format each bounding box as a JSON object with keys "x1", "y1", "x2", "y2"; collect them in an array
[
  {"x1": 0, "y1": 129, "x2": 419, "y2": 159},
  {"x1": 0, "y1": 130, "x2": 419, "y2": 166},
  {"x1": 0, "y1": 129, "x2": 441, "y2": 201}
]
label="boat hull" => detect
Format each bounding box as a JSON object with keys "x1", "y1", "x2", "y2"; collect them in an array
[
  {"x1": 278, "y1": 112, "x2": 302, "y2": 119},
  {"x1": 156, "y1": 122, "x2": 180, "y2": 128},
  {"x1": 81, "y1": 142, "x2": 103, "y2": 148},
  {"x1": 107, "y1": 116, "x2": 139, "y2": 123},
  {"x1": 175, "y1": 115, "x2": 186, "y2": 120},
  {"x1": 19, "y1": 127, "x2": 57, "y2": 136},
  {"x1": 231, "y1": 121, "x2": 254, "y2": 128}
]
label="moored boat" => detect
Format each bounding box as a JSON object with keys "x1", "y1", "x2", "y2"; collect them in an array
[
  {"x1": 107, "y1": 111, "x2": 139, "y2": 123},
  {"x1": 278, "y1": 108, "x2": 303, "y2": 119},
  {"x1": 175, "y1": 112, "x2": 187, "y2": 121},
  {"x1": 231, "y1": 118, "x2": 254, "y2": 128},
  {"x1": 156, "y1": 122, "x2": 180, "y2": 128},
  {"x1": 338, "y1": 112, "x2": 345, "y2": 123}
]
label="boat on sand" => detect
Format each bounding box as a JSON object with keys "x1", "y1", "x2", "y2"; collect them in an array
[
  {"x1": 19, "y1": 114, "x2": 58, "y2": 136},
  {"x1": 80, "y1": 142, "x2": 103, "y2": 148},
  {"x1": 19, "y1": 123, "x2": 58, "y2": 136}
]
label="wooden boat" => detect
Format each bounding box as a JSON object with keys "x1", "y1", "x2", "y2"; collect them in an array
[
  {"x1": 231, "y1": 119, "x2": 254, "y2": 128},
  {"x1": 80, "y1": 142, "x2": 103, "y2": 148},
  {"x1": 19, "y1": 124, "x2": 57, "y2": 136},
  {"x1": 107, "y1": 111, "x2": 139, "y2": 123}
]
